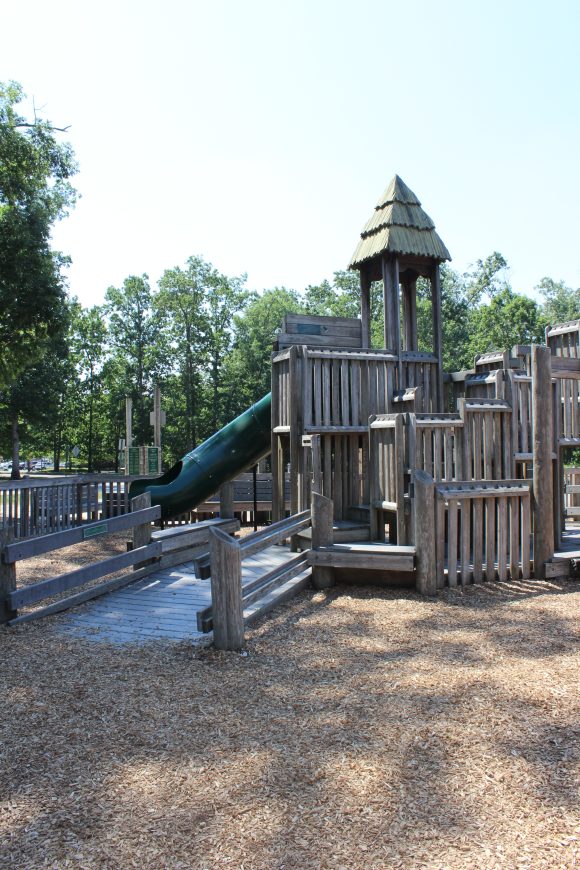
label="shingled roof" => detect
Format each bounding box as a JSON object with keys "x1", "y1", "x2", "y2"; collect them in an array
[{"x1": 349, "y1": 175, "x2": 451, "y2": 268}]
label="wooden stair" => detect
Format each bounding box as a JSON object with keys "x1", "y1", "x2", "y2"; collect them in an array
[
  {"x1": 295, "y1": 518, "x2": 370, "y2": 548},
  {"x1": 308, "y1": 541, "x2": 415, "y2": 572}
]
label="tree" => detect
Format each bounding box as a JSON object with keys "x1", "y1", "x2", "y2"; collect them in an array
[
  {"x1": 469, "y1": 287, "x2": 547, "y2": 358},
  {"x1": 0, "y1": 80, "x2": 77, "y2": 387},
  {"x1": 537, "y1": 277, "x2": 580, "y2": 325},
  {"x1": 104, "y1": 275, "x2": 161, "y2": 446},
  {"x1": 222, "y1": 287, "x2": 305, "y2": 418},
  {"x1": 71, "y1": 305, "x2": 108, "y2": 472}
]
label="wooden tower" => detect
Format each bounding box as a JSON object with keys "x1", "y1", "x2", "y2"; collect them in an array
[{"x1": 349, "y1": 175, "x2": 450, "y2": 410}]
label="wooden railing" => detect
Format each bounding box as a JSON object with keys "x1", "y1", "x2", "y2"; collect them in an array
[
  {"x1": 0, "y1": 494, "x2": 161, "y2": 626},
  {"x1": 0, "y1": 474, "x2": 141, "y2": 539},
  {"x1": 197, "y1": 509, "x2": 312, "y2": 648},
  {"x1": 400, "y1": 351, "x2": 440, "y2": 411},
  {"x1": 434, "y1": 480, "x2": 532, "y2": 588}
]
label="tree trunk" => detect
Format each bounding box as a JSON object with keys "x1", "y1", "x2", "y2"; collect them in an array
[{"x1": 10, "y1": 414, "x2": 20, "y2": 480}]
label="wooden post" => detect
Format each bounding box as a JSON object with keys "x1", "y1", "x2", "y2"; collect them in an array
[
  {"x1": 210, "y1": 526, "x2": 244, "y2": 650},
  {"x1": 311, "y1": 491, "x2": 334, "y2": 589},
  {"x1": 532, "y1": 345, "x2": 554, "y2": 577},
  {"x1": 219, "y1": 481, "x2": 235, "y2": 519},
  {"x1": 0, "y1": 528, "x2": 17, "y2": 624},
  {"x1": 131, "y1": 491, "x2": 152, "y2": 569},
  {"x1": 125, "y1": 397, "x2": 133, "y2": 448},
  {"x1": 360, "y1": 269, "x2": 371, "y2": 349},
  {"x1": 431, "y1": 264, "x2": 444, "y2": 412},
  {"x1": 414, "y1": 470, "x2": 436, "y2": 595}
]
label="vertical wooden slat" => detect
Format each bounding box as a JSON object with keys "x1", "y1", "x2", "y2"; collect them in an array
[
  {"x1": 414, "y1": 470, "x2": 436, "y2": 595},
  {"x1": 435, "y1": 494, "x2": 446, "y2": 588},
  {"x1": 341, "y1": 359, "x2": 349, "y2": 426},
  {"x1": 509, "y1": 495, "x2": 519, "y2": 580},
  {"x1": 473, "y1": 498, "x2": 483, "y2": 583},
  {"x1": 485, "y1": 496, "x2": 495, "y2": 581},
  {"x1": 521, "y1": 492, "x2": 531, "y2": 580},
  {"x1": 460, "y1": 498, "x2": 471, "y2": 586},
  {"x1": 351, "y1": 361, "x2": 360, "y2": 427},
  {"x1": 447, "y1": 499, "x2": 458, "y2": 587},
  {"x1": 498, "y1": 496, "x2": 508, "y2": 581}
]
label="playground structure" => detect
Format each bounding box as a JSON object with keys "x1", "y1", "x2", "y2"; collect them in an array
[{"x1": 2, "y1": 175, "x2": 580, "y2": 646}]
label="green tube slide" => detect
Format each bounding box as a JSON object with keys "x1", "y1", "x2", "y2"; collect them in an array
[{"x1": 129, "y1": 393, "x2": 272, "y2": 519}]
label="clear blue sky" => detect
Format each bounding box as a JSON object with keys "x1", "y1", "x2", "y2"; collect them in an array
[{"x1": 3, "y1": 0, "x2": 579, "y2": 306}]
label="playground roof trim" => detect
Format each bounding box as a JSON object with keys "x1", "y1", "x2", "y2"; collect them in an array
[{"x1": 349, "y1": 174, "x2": 451, "y2": 269}]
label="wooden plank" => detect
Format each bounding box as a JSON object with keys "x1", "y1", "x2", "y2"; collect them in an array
[
  {"x1": 8, "y1": 542, "x2": 162, "y2": 609},
  {"x1": 276, "y1": 332, "x2": 362, "y2": 348},
  {"x1": 308, "y1": 548, "x2": 414, "y2": 572},
  {"x1": 240, "y1": 511, "x2": 311, "y2": 558},
  {"x1": 311, "y1": 491, "x2": 334, "y2": 589},
  {"x1": 341, "y1": 358, "x2": 350, "y2": 426},
  {"x1": 509, "y1": 495, "x2": 520, "y2": 580},
  {"x1": 473, "y1": 499, "x2": 483, "y2": 583},
  {"x1": 0, "y1": 528, "x2": 17, "y2": 624},
  {"x1": 4, "y1": 506, "x2": 161, "y2": 563},
  {"x1": 415, "y1": 470, "x2": 436, "y2": 594},
  {"x1": 460, "y1": 500, "x2": 471, "y2": 586},
  {"x1": 6, "y1": 560, "x2": 164, "y2": 627},
  {"x1": 485, "y1": 496, "x2": 496, "y2": 581},
  {"x1": 210, "y1": 526, "x2": 243, "y2": 650},
  {"x1": 447, "y1": 499, "x2": 458, "y2": 587},
  {"x1": 435, "y1": 495, "x2": 446, "y2": 588},
  {"x1": 152, "y1": 519, "x2": 239, "y2": 552},
  {"x1": 532, "y1": 346, "x2": 554, "y2": 577},
  {"x1": 497, "y1": 497, "x2": 508, "y2": 581}
]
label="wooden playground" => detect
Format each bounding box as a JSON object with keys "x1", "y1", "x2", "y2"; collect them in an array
[{"x1": 2, "y1": 176, "x2": 580, "y2": 649}]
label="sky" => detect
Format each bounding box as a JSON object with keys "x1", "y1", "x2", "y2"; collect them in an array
[{"x1": 2, "y1": 0, "x2": 580, "y2": 307}]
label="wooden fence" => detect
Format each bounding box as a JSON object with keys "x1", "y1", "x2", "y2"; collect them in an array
[
  {"x1": 197, "y1": 509, "x2": 312, "y2": 649},
  {"x1": 0, "y1": 474, "x2": 137, "y2": 539},
  {"x1": 0, "y1": 492, "x2": 241, "y2": 626},
  {"x1": 434, "y1": 480, "x2": 532, "y2": 588}
]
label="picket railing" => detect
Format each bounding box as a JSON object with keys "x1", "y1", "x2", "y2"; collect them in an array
[
  {"x1": 434, "y1": 480, "x2": 532, "y2": 588},
  {"x1": 0, "y1": 474, "x2": 140, "y2": 539}
]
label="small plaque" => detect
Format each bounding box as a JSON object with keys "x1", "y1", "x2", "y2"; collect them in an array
[
  {"x1": 83, "y1": 522, "x2": 108, "y2": 540},
  {"x1": 297, "y1": 323, "x2": 321, "y2": 335}
]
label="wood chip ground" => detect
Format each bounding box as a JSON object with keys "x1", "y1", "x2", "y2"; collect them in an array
[{"x1": 0, "y1": 543, "x2": 578, "y2": 869}]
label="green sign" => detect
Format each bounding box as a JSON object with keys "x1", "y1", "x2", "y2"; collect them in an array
[
  {"x1": 83, "y1": 522, "x2": 108, "y2": 540},
  {"x1": 147, "y1": 447, "x2": 160, "y2": 474},
  {"x1": 128, "y1": 447, "x2": 140, "y2": 475}
]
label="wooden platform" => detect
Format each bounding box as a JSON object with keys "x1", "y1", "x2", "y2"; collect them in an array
[{"x1": 60, "y1": 545, "x2": 309, "y2": 644}]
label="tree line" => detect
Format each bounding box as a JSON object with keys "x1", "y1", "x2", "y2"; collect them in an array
[{"x1": 1, "y1": 80, "x2": 579, "y2": 477}]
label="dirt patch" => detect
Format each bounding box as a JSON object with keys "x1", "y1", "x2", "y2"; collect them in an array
[{"x1": 0, "y1": 575, "x2": 578, "y2": 869}]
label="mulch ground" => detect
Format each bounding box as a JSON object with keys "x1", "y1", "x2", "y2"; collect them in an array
[{"x1": 0, "y1": 567, "x2": 578, "y2": 869}]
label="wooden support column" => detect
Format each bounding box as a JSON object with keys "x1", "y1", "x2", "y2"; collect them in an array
[
  {"x1": 311, "y1": 491, "x2": 334, "y2": 589},
  {"x1": 532, "y1": 345, "x2": 554, "y2": 577},
  {"x1": 402, "y1": 277, "x2": 418, "y2": 351},
  {"x1": 289, "y1": 345, "x2": 301, "y2": 515},
  {"x1": 414, "y1": 470, "x2": 436, "y2": 595},
  {"x1": 0, "y1": 529, "x2": 17, "y2": 624},
  {"x1": 430, "y1": 264, "x2": 444, "y2": 411},
  {"x1": 210, "y1": 526, "x2": 244, "y2": 650},
  {"x1": 271, "y1": 353, "x2": 283, "y2": 522},
  {"x1": 382, "y1": 256, "x2": 400, "y2": 355},
  {"x1": 360, "y1": 269, "x2": 371, "y2": 349},
  {"x1": 219, "y1": 481, "x2": 235, "y2": 519},
  {"x1": 131, "y1": 492, "x2": 153, "y2": 569}
]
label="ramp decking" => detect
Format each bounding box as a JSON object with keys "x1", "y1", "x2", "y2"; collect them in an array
[{"x1": 60, "y1": 544, "x2": 306, "y2": 644}]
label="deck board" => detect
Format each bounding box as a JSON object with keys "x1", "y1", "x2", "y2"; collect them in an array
[{"x1": 60, "y1": 544, "x2": 296, "y2": 644}]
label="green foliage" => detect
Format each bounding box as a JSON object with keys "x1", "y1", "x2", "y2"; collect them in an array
[
  {"x1": 0, "y1": 81, "x2": 77, "y2": 387},
  {"x1": 223, "y1": 288, "x2": 304, "y2": 417},
  {"x1": 536, "y1": 277, "x2": 580, "y2": 325},
  {"x1": 469, "y1": 288, "x2": 547, "y2": 360}
]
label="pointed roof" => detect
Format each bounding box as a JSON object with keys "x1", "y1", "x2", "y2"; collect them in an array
[{"x1": 349, "y1": 175, "x2": 451, "y2": 268}]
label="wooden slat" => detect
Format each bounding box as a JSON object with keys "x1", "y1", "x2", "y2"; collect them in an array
[
  {"x1": 8, "y1": 542, "x2": 162, "y2": 609},
  {"x1": 4, "y1": 506, "x2": 161, "y2": 563},
  {"x1": 6, "y1": 559, "x2": 163, "y2": 627}
]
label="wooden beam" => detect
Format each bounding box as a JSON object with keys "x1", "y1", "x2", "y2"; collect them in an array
[
  {"x1": 414, "y1": 470, "x2": 436, "y2": 595},
  {"x1": 360, "y1": 269, "x2": 371, "y2": 349},
  {"x1": 311, "y1": 491, "x2": 334, "y2": 588},
  {"x1": 209, "y1": 526, "x2": 244, "y2": 650},
  {"x1": 532, "y1": 345, "x2": 554, "y2": 577}
]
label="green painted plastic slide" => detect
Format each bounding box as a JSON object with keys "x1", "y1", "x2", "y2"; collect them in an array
[{"x1": 129, "y1": 393, "x2": 272, "y2": 519}]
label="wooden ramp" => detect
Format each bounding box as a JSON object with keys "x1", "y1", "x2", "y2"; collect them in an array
[{"x1": 60, "y1": 545, "x2": 309, "y2": 644}]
